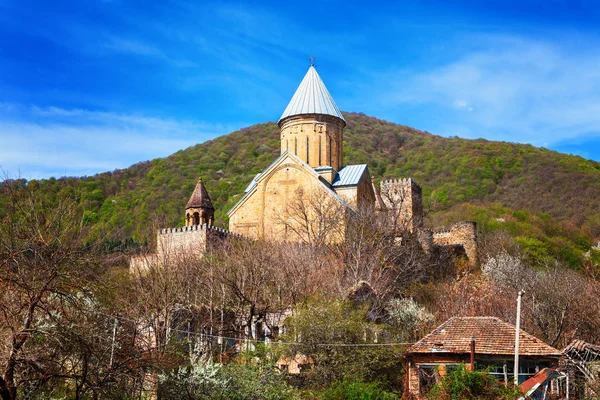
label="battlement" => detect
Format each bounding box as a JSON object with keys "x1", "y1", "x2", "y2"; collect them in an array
[
  {"x1": 432, "y1": 221, "x2": 478, "y2": 266},
  {"x1": 381, "y1": 177, "x2": 421, "y2": 190},
  {"x1": 159, "y1": 224, "x2": 233, "y2": 236},
  {"x1": 379, "y1": 177, "x2": 424, "y2": 232},
  {"x1": 130, "y1": 224, "x2": 237, "y2": 274}
]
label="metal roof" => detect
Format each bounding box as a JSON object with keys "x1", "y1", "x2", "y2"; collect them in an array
[
  {"x1": 332, "y1": 164, "x2": 368, "y2": 187},
  {"x1": 279, "y1": 66, "x2": 345, "y2": 122},
  {"x1": 244, "y1": 173, "x2": 261, "y2": 193}
]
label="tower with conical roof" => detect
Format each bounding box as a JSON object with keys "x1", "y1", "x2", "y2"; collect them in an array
[
  {"x1": 278, "y1": 62, "x2": 346, "y2": 171},
  {"x1": 185, "y1": 177, "x2": 215, "y2": 226}
]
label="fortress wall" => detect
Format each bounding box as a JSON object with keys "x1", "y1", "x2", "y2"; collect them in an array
[
  {"x1": 130, "y1": 224, "x2": 233, "y2": 274},
  {"x1": 157, "y1": 225, "x2": 208, "y2": 259},
  {"x1": 417, "y1": 228, "x2": 434, "y2": 253},
  {"x1": 380, "y1": 178, "x2": 424, "y2": 232},
  {"x1": 432, "y1": 221, "x2": 478, "y2": 265}
]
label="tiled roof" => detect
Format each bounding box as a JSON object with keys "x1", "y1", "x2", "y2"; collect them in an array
[
  {"x1": 186, "y1": 177, "x2": 214, "y2": 210},
  {"x1": 332, "y1": 164, "x2": 368, "y2": 187},
  {"x1": 407, "y1": 317, "x2": 561, "y2": 357},
  {"x1": 279, "y1": 66, "x2": 345, "y2": 122}
]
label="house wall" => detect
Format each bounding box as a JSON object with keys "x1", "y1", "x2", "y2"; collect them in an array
[{"x1": 405, "y1": 353, "x2": 559, "y2": 399}]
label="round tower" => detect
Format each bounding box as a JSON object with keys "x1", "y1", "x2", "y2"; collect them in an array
[
  {"x1": 185, "y1": 177, "x2": 215, "y2": 226},
  {"x1": 278, "y1": 62, "x2": 346, "y2": 171}
]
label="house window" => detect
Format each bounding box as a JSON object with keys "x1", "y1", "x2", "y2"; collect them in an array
[{"x1": 418, "y1": 366, "x2": 438, "y2": 395}]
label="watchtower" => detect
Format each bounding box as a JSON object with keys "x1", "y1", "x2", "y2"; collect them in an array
[{"x1": 185, "y1": 177, "x2": 215, "y2": 226}]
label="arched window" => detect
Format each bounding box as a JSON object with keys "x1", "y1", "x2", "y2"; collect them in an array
[
  {"x1": 193, "y1": 212, "x2": 200, "y2": 225},
  {"x1": 186, "y1": 213, "x2": 190, "y2": 225}
]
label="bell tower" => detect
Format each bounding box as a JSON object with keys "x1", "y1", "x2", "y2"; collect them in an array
[
  {"x1": 278, "y1": 60, "x2": 346, "y2": 171},
  {"x1": 185, "y1": 177, "x2": 215, "y2": 226}
]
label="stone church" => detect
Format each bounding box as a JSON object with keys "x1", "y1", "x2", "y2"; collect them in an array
[{"x1": 131, "y1": 64, "x2": 477, "y2": 270}]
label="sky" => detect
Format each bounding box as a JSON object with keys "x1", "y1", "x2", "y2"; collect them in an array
[{"x1": 1, "y1": 0, "x2": 600, "y2": 179}]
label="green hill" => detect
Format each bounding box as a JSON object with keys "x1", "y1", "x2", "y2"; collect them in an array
[{"x1": 3, "y1": 113, "x2": 600, "y2": 267}]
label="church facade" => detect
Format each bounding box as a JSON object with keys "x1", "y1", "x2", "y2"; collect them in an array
[{"x1": 131, "y1": 64, "x2": 478, "y2": 271}]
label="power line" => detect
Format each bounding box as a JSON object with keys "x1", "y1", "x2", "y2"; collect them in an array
[{"x1": 94, "y1": 310, "x2": 414, "y2": 347}]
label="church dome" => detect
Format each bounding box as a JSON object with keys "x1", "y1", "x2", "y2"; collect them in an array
[{"x1": 279, "y1": 65, "x2": 345, "y2": 124}]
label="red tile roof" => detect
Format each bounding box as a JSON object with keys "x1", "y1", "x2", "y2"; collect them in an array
[{"x1": 407, "y1": 317, "x2": 561, "y2": 357}]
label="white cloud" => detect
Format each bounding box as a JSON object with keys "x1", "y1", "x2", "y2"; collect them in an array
[
  {"x1": 0, "y1": 104, "x2": 240, "y2": 179},
  {"x1": 380, "y1": 35, "x2": 600, "y2": 146}
]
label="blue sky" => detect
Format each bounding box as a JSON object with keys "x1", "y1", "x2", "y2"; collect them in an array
[{"x1": 1, "y1": 0, "x2": 600, "y2": 179}]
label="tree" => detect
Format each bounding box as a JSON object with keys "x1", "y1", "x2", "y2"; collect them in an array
[
  {"x1": 280, "y1": 299, "x2": 405, "y2": 390},
  {"x1": 0, "y1": 179, "x2": 114, "y2": 399}
]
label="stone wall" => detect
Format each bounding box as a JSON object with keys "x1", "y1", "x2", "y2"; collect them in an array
[
  {"x1": 380, "y1": 178, "x2": 424, "y2": 232},
  {"x1": 130, "y1": 224, "x2": 231, "y2": 273},
  {"x1": 279, "y1": 114, "x2": 345, "y2": 170},
  {"x1": 432, "y1": 221, "x2": 478, "y2": 266},
  {"x1": 229, "y1": 154, "x2": 346, "y2": 242}
]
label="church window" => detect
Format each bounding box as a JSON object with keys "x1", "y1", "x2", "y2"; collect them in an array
[
  {"x1": 329, "y1": 138, "x2": 333, "y2": 166},
  {"x1": 306, "y1": 137, "x2": 309, "y2": 164},
  {"x1": 294, "y1": 137, "x2": 297, "y2": 154},
  {"x1": 319, "y1": 136, "x2": 322, "y2": 165}
]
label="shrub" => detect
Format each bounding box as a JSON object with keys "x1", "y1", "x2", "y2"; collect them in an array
[
  {"x1": 320, "y1": 378, "x2": 398, "y2": 400},
  {"x1": 426, "y1": 364, "x2": 522, "y2": 400},
  {"x1": 159, "y1": 352, "x2": 296, "y2": 400}
]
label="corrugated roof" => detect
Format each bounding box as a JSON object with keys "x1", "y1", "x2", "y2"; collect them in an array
[
  {"x1": 407, "y1": 317, "x2": 561, "y2": 357},
  {"x1": 332, "y1": 164, "x2": 368, "y2": 187},
  {"x1": 279, "y1": 66, "x2": 345, "y2": 122}
]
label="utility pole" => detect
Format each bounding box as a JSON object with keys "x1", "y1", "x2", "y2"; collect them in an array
[
  {"x1": 514, "y1": 290, "x2": 524, "y2": 386},
  {"x1": 109, "y1": 318, "x2": 118, "y2": 368}
]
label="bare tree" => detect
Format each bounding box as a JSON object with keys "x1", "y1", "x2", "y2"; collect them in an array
[
  {"x1": 277, "y1": 187, "x2": 346, "y2": 247},
  {"x1": 0, "y1": 179, "x2": 114, "y2": 399}
]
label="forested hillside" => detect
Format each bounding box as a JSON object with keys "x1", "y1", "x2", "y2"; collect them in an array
[
  {"x1": 2, "y1": 113, "x2": 600, "y2": 399},
  {"x1": 2, "y1": 113, "x2": 600, "y2": 266}
]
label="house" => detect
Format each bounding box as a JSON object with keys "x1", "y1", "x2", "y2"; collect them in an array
[{"x1": 404, "y1": 316, "x2": 562, "y2": 398}]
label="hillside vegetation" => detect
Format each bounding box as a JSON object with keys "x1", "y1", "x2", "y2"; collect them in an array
[{"x1": 2, "y1": 113, "x2": 600, "y2": 266}]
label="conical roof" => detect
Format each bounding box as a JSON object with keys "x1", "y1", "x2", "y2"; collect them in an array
[
  {"x1": 185, "y1": 177, "x2": 214, "y2": 210},
  {"x1": 279, "y1": 65, "x2": 345, "y2": 123}
]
